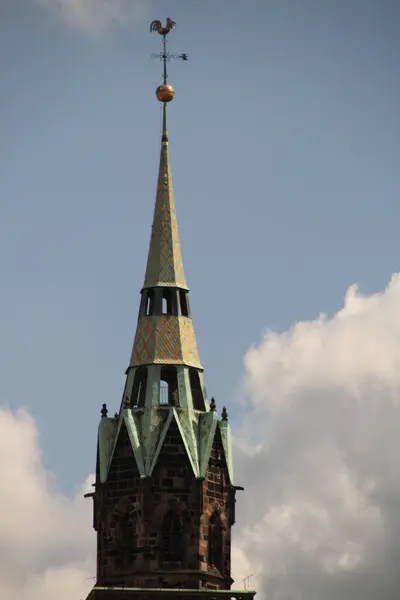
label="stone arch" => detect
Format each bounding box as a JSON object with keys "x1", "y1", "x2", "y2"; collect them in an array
[
  {"x1": 151, "y1": 496, "x2": 191, "y2": 528},
  {"x1": 151, "y1": 497, "x2": 193, "y2": 567},
  {"x1": 207, "y1": 504, "x2": 226, "y2": 574},
  {"x1": 151, "y1": 499, "x2": 171, "y2": 531},
  {"x1": 204, "y1": 501, "x2": 227, "y2": 525},
  {"x1": 107, "y1": 497, "x2": 141, "y2": 568},
  {"x1": 161, "y1": 509, "x2": 183, "y2": 562}
]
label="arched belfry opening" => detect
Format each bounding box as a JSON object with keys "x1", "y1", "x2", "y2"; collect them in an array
[
  {"x1": 161, "y1": 289, "x2": 177, "y2": 315},
  {"x1": 189, "y1": 368, "x2": 205, "y2": 410},
  {"x1": 208, "y1": 511, "x2": 224, "y2": 573},
  {"x1": 179, "y1": 289, "x2": 189, "y2": 317},
  {"x1": 144, "y1": 289, "x2": 155, "y2": 316},
  {"x1": 132, "y1": 367, "x2": 148, "y2": 407},
  {"x1": 141, "y1": 288, "x2": 181, "y2": 316},
  {"x1": 160, "y1": 366, "x2": 179, "y2": 406}
]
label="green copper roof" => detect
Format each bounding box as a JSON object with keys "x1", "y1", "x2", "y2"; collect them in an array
[
  {"x1": 99, "y1": 405, "x2": 234, "y2": 483},
  {"x1": 198, "y1": 410, "x2": 218, "y2": 478},
  {"x1": 143, "y1": 104, "x2": 188, "y2": 290},
  {"x1": 219, "y1": 418, "x2": 234, "y2": 484},
  {"x1": 97, "y1": 417, "x2": 118, "y2": 483}
]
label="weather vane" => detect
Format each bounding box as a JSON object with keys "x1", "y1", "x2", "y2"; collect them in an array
[{"x1": 150, "y1": 18, "x2": 187, "y2": 103}]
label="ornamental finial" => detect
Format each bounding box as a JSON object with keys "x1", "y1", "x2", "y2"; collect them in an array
[
  {"x1": 150, "y1": 18, "x2": 187, "y2": 103},
  {"x1": 150, "y1": 18, "x2": 176, "y2": 36}
]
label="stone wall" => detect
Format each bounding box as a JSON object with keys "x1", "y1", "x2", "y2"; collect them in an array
[
  {"x1": 93, "y1": 417, "x2": 233, "y2": 590},
  {"x1": 200, "y1": 428, "x2": 232, "y2": 586},
  {"x1": 96, "y1": 422, "x2": 142, "y2": 583}
]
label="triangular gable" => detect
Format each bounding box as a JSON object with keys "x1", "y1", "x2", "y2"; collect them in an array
[
  {"x1": 149, "y1": 409, "x2": 174, "y2": 475},
  {"x1": 98, "y1": 417, "x2": 118, "y2": 483},
  {"x1": 173, "y1": 408, "x2": 200, "y2": 477},
  {"x1": 141, "y1": 407, "x2": 171, "y2": 475},
  {"x1": 198, "y1": 411, "x2": 218, "y2": 478},
  {"x1": 219, "y1": 420, "x2": 234, "y2": 485},
  {"x1": 123, "y1": 409, "x2": 146, "y2": 478}
]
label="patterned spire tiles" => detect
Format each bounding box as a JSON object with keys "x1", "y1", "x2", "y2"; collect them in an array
[
  {"x1": 130, "y1": 315, "x2": 202, "y2": 369},
  {"x1": 143, "y1": 107, "x2": 188, "y2": 290}
]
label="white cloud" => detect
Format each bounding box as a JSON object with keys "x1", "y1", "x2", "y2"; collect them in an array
[
  {"x1": 37, "y1": 0, "x2": 150, "y2": 35},
  {"x1": 233, "y1": 274, "x2": 400, "y2": 600},
  {"x1": 4, "y1": 274, "x2": 400, "y2": 600},
  {"x1": 0, "y1": 407, "x2": 95, "y2": 600}
]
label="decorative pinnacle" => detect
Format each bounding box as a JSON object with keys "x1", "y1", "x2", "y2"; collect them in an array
[
  {"x1": 101, "y1": 403, "x2": 108, "y2": 418},
  {"x1": 221, "y1": 406, "x2": 228, "y2": 421},
  {"x1": 150, "y1": 17, "x2": 187, "y2": 98},
  {"x1": 210, "y1": 397, "x2": 216, "y2": 412}
]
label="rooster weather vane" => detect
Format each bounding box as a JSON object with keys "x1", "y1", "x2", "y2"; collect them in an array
[{"x1": 150, "y1": 18, "x2": 187, "y2": 87}]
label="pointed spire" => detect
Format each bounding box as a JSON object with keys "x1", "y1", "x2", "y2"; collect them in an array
[
  {"x1": 128, "y1": 20, "x2": 201, "y2": 370},
  {"x1": 129, "y1": 96, "x2": 201, "y2": 370},
  {"x1": 143, "y1": 104, "x2": 188, "y2": 291}
]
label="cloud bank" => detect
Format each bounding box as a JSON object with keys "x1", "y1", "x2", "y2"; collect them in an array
[
  {"x1": 233, "y1": 274, "x2": 400, "y2": 599},
  {"x1": 0, "y1": 408, "x2": 94, "y2": 600},
  {"x1": 37, "y1": 0, "x2": 150, "y2": 35},
  {"x1": 3, "y1": 274, "x2": 400, "y2": 599}
]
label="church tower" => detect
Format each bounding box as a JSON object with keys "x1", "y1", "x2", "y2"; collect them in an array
[{"x1": 85, "y1": 19, "x2": 256, "y2": 600}]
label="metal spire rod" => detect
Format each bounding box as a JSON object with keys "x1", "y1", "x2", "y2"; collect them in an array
[
  {"x1": 150, "y1": 18, "x2": 188, "y2": 83},
  {"x1": 162, "y1": 33, "x2": 167, "y2": 84}
]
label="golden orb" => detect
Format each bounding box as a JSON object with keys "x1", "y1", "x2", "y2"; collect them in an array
[{"x1": 156, "y1": 84, "x2": 175, "y2": 103}]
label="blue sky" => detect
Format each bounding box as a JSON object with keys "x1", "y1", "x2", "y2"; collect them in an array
[{"x1": 1, "y1": 0, "x2": 399, "y2": 500}]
